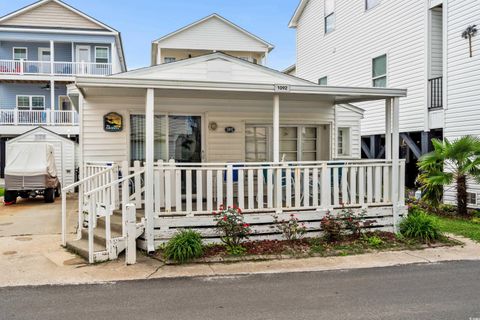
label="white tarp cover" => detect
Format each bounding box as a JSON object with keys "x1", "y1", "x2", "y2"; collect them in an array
[{"x1": 5, "y1": 143, "x2": 57, "y2": 177}]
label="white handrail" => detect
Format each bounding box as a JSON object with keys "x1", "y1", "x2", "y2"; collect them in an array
[
  {"x1": 84, "y1": 169, "x2": 145, "y2": 197},
  {"x1": 61, "y1": 164, "x2": 118, "y2": 246}
]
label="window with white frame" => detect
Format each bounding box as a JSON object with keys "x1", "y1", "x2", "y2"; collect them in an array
[
  {"x1": 16, "y1": 95, "x2": 45, "y2": 110},
  {"x1": 164, "y1": 57, "x2": 176, "y2": 63},
  {"x1": 95, "y1": 47, "x2": 109, "y2": 64},
  {"x1": 372, "y1": 54, "x2": 387, "y2": 87},
  {"x1": 324, "y1": 0, "x2": 335, "y2": 34},
  {"x1": 245, "y1": 125, "x2": 320, "y2": 162},
  {"x1": 337, "y1": 127, "x2": 350, "y2": 156},
  {"x1": 467, "y1": 192, "x2": 478, "y2": 206},
  {"x1": 318, "y1": 76, "x2": 328, "y2": 86},
  {"x1": 13, "y1": 47, "x2": 27, "y2": 60},
  {"x1": 365, "y1": 0, "x2": 380, "y2": 10},
  {"x1": 245, "y1": 126, "x2": 269, "y2": 162}
]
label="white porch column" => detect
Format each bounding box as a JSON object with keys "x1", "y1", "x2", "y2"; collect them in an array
[
  {"x1": 145, "y1": 88, "x2": 155, "y2": 252},
  {"x1": 273, "y1": 94, "x2": 280, "y2": 162},
  {"x1": 49, "y1": 79, "x2": 55, "y2": 125},
  {"x1": 50, "y1": 40, "x2": 54, "y2": 75},
  {"x1": 391, "y1": 97, "x2": 400, "y2": 232},
  {"x1": 385, "y1": 98, "x2": 392, "y2": 160}
]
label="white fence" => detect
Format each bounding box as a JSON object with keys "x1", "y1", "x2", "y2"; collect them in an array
[
  {"x1": 151, "y1": 160, "x2": 405, "y2": 216},
  {"x1": 0, "y1": 109, "x2": 78, "y2": 126},
  {"x1": 0, "y1": 59, "x2": 112, "y2": 76}
]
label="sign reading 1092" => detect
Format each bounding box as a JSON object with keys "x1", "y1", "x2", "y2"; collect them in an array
[{"x1": 274, "y1": 84, "x2": 291, "y2": 92}]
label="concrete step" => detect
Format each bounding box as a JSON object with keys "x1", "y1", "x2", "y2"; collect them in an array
[
  {"x1": 97, "y1": 210, "x2": 144, "y2": 233},
  {"x1": 81, "y1": 221, "x2": 123, "y2": 246},
  {"x1": 66, "y1": 238, "x2": 106, "y2": 261}
]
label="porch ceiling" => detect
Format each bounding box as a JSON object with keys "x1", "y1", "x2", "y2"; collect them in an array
[{"x1": 74, "y1": 76, "x2": 407, "y2": 105}]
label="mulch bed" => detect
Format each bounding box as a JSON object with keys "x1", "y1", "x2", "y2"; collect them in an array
[{"x1": 156, "y1": 231, "x2": 461, "y2": 265}]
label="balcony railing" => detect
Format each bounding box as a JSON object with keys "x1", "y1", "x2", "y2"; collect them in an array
[
  {"x1": 0, "y1": 59, "x2": 112, "y2": 76},
  {"x1": 428, "y1": 77, "x2": 443, "y2": 110},
  {"x1": 0, "y1": 109, "x2": 78, "y2": 126}
]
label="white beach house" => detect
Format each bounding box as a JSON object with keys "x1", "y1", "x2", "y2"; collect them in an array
[{"x1": 62, "y1": 16, "x2": 407, "y2": 263}]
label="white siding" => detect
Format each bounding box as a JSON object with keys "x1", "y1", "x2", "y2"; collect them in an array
[
  {"x1": 0, "y1": 1, "x2": 105, "y2": 30},
  {"x1": 334, "y1": 105, "x2": 363, "y2": 159},
  {"x1": 295, "y1": 0, "x2": 428, "y2": 135},
  {"x1": 81, "y1": 95, "x2": 339, "y2": 164},
  {"x1": 443, "y1": 0, "x2": 480, "y2": 205},
  {"x1": 156, "y1": 17, "x2": 269, "y2": 53},
  {"x1": 119, "y1": 56, "x2": 307, "y2": 85},
  {"x1": 430, "y1": 7, "x2": 444, "y2": 78}
]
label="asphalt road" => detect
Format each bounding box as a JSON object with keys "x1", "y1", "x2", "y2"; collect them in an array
[{"x1": 1, "y1": 261, "x2": 479, "y2": 320}]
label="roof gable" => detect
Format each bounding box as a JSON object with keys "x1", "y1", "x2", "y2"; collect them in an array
[
  {"x1": 153, "y1": 14, "x2": 274, "y2": 52},
  {"x1": 0, "y1": 0, "x2": 114, "y2": 31},
  {"x1": 289, "y1": 0, "x2": 310, "y2": 28},
  {"x1": 115, "y1": 53, "x2": 313, "y2": 86}
]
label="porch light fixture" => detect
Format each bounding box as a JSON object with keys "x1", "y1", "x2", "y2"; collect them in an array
[{"x1": 462, "y1": 25, "x2": 478, "y2": 57}]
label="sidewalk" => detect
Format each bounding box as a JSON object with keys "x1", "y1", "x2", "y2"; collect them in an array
[{"x1": 0, "y1": 232, "x2": 479, "y2": 288}]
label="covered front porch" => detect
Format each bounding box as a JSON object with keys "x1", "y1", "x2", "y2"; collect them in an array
[{"x1": 63, "y1": 53, "x2": 407, "y2": 262}]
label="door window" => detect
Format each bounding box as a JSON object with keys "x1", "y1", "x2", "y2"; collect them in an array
[
  {"x1": 245, "y1": 126, "x2": 268, "y2": 162},
  {"x1": 130, "y1": 115, "x2": 202, "y2": 163}
]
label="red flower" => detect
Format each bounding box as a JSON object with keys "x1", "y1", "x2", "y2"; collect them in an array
[
  {"x1": 213, "y1": 211, "x2": 217, "y2": 215},
  {"x1": 243, "y1": 223, "x2": 250, "y2": 228},
  {"x1": 237, "y1": 208, "x2": 242, "y2": 214},
  {"x1": 223, "y1": 216, "x2": 228, "y2": 221}
]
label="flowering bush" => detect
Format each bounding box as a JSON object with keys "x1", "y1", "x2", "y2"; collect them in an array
[
  {"x1": 213, "y1": 205, "x2": 251, "y2": 252},
  {"x1": 339, "y1": 208, "x2": 370, "y2": 238},
  {"x1": 273, "y1": 214, "x2": 307, "y2": 241},
  {"x1": 320, "y1": 212, "x2": 343, "y2": 242}
]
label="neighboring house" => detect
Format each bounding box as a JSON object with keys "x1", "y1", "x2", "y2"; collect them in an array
[
  {"x1": 151, "y1": 14, "x2": 275, "y2": 66},
  {"x1": 0, "y1": 0, "x2": 126, "y2": 177},
  {"x1": 289, "y1": 0, "x2": 454, "y2": 187},
  {"x1": 283, "y1": 64, "x2": 296, "y2": 76},
  {"x1": 63, "y1": 17, "x2": 407, "y2": 263}
]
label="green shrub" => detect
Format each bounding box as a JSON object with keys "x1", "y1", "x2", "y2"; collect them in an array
[
  {"x1": 366, "y1": 235, "x2": 384, "y2": 247},
  {"x1": 400, "y1": 212, "x2": 442, "y2": 243},
  {"x1": 321, "y1": 213, "x2": 343, "y2": 243},
  {"x1": 164, "y1": 230, "x2": 204, "y2": 263}
]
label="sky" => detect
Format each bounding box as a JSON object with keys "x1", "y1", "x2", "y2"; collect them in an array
[{"x1": 0, "y1": 0, "x2": 300, "y2": 71}]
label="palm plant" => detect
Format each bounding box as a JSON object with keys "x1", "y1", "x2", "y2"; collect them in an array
[
  {"x1": 417, "y1": 136, "x2": 480, "y2": 216},
  {"x1": 462, "y1": 25, "x2": 478, "y2": 57}
]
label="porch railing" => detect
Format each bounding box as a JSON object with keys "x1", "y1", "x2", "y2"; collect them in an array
[
  {"x1": 0, "y1": 59, "x2": 112, "y2": 76},
  {"x1": 428, "y1": 77, "x2": 443, "y2": 110},
  {"x1": 0, "y1": 109, "x2": 78, "y2": 126},
  {"x1": 152, "y1": 160, "x2": 406, "y2": 216}
]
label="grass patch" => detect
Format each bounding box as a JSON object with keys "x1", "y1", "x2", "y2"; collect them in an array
[
  {"x1": 435, "y1": 216, "x2": 480, "y2": 242},
  {"x1": 0, "y1": 188, "x2": 4, "y2": 197}
]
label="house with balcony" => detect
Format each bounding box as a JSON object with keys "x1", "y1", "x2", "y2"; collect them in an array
[
  {"x1": 151, "y1": 14, "x2": 275, "y2": 66},
  {"x1": 0, "y1": 0, "x2": 126, "y2": 177},
  {"x1": 288, "y1": 0, "x2": 451, "y2": 189}
]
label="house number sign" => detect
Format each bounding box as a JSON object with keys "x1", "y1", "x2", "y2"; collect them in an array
[
  {"x1": 103, "y1": 112, "x2": 123, "y2": 132},
  {"x1": 274, "y1": 84, "x2": 291, "y2": 92}
]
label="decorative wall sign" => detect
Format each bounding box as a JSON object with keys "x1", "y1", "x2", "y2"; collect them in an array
[
  {"x1": 209, "y1": 121, "x2": 218, "y2": 131},
  {"x1": 103, "y1": 112, "x2": 123, "y2": 132},
  {"x1": 225, "y1": 126, "x2": 236, "y2": 133}
]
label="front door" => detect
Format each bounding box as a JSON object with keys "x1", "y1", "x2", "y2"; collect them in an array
[
  {"x1": 130, "y1": 114, "x2": 202, "y2": 163},
  {"x1": 76, "y1": 45, "x2": 90, "y2": 74},
  {"x1": 38, "y1": 48, "x2": 51, "y2": 74}
]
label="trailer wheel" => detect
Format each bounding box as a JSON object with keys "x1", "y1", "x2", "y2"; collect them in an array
[
  {"x1": 4, "y1": 190, "x2": 18, "y2": 204},
  {"x1": 44, "y1": 188, "x2": 55, "y2": 203},
  {"x1": 55, "y1": 183, "x2": 61, "y2": 198}
]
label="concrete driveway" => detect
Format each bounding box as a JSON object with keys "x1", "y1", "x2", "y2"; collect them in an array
[{"x1": 0, "y1": 194, "x2": 77, "y2": 237}]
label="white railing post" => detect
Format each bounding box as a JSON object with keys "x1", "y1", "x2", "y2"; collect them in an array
[
  {"x1": 13, "y1": 109, "x2": 18, "y2": 125},
  {"x1": 125, "y1": 203, "x2": 137, "y2": 265},
  {"x1": 61, "y1": 190, "x2": 67, "y2": 246},
  {"x1": 391, "y1": 97, "x2": 401, "y2": 233},
  {"x1": 121, "y1": 161, "x2": 130, "y2": 238},
  {"x1": 88, "y1": 194, "x2": 95, "y2": 263},
  {"x1": 321, "y1": 162, "x2": 331, "y2": 209},
  {"x1": 226, "y1": 164, "x2": 234, "y2": 208}
]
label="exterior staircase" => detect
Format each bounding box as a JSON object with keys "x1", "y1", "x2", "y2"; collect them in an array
[{"x1": 66, "y1": 208, "x2": 145, "y2": 263}]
